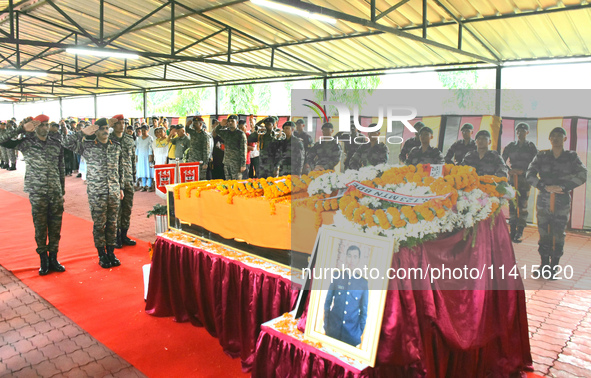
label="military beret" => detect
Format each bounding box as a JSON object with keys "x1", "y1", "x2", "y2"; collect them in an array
[
  {"x1": 475, "y1": 130, "x2": 491, "y2": 139},
  {"x1": 95, "y1": 118, "x2": 108, "y2": 127},
  {"x1": 550, "y1": 127, "x2": 567, "y2": 136},
  {"x1": 295, "y1": 119, "x2": 305, "y2": 125},
  {"x1": 321, "y1": 122, "x2": 334, "y2": 129},
  {"x1": 413, "y1": 121, "x2": 425, "y2": 131},
  {"x1": 194, "y1": 116, "x2": 204, "y2": 122},
  {"x1": 263, "y1": 116, "x2": 275, "y2": 123},
  {"x1": 113, "y1": 114, "x2": 124, "y2": 120},
  {"x1": 176, "y1": 124, "x2": 185, "y2": 129},
  {"x1": 419, "y1": 127, "x2": 434, "y2": 135},
  {"x1": 461, "y1": 123, "x2": 474, "y2": 131},
  {"x1": 33, "y1": 114, "x2": 50, "y2": 122},
  {"x1": 227, "y1": 115, "x2": 238, "y2": 121},
  {"x1": 515, "y1": 122, "x2": 529, "y2": 131},
  {"x1": 283, "y1": 121, "x2": 296, "y2": 129}
]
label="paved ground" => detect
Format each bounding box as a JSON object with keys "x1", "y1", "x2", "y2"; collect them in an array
[{"x1": 2, "y1": 159, "x2": 591, "y2": 377}]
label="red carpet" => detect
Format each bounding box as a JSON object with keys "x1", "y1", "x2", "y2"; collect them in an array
[{"x1": 0, "y1": 189, "x2": 246, "y2": 377}]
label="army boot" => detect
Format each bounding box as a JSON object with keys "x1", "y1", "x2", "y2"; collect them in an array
[
  {"x1": 513, "y1": 226, "x2": 524, "y2": 243},
  {"x1": 97, "y1": 247, "x2": 112, "y2": 269},
  {"x1": 39, "y1": 252, "x2": 50, "y2": 276},
  {"x1": 548, "y1": 256, "x2": 561, "y2": 281},
  {"x1": 121, "y1": 229, "x2": 136, "y2": 246},
  {"x1": 106, "y1": 246, "x2": 121, "y2": 267},
  {"x1": 8, "y1": 162, "x2": 16, "y2": 171},
  {"x1": 0, "y1": 161, "x2": 5, "y2": 169},
  {"x1": 115, "y1": 229, "x2": 123, "y2": 249},
  {"x1": 48, "y1": 252, "x2": 66, "y2": 272},
  {"x1": 510, "y1": 225, "x2": 516, "y2": 241},
  {"x1": 534, "y1": 255, "x2": 550, "y2": 279}
]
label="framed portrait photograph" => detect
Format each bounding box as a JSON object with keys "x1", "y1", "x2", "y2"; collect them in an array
[{"x1": 304, "y1": 225, "x2": 396, "y2": 367}]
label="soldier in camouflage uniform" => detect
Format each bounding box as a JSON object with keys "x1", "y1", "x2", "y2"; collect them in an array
[
  {"x1": 5, "y1": 120, "x2": 18, "y2": 170},
  {"x1": 399, "y1": 121, "x2": 424, "y2": 164},
  {"x1": 405, "y1": 127, "x2": 444, "y2": 166},
  {"x1": 0, "y1": 115, "x2": 66, "y2": 275},
  {"x1": 294, "y1": 119, "x2": 314, "y2": 154},
  {"x1": 526, "y1": 127, "x2": 587, "y2": 275},
  {"x1": 108, "y1": 115, "x2": 137, "y2": 249},
  {"x1": 248, "y1": 116, "x2": 278, "y2": 178},
  {"x1": 273, "y1": 121, "x2": 305, "y2": 176},
  {"x1": 0, "y1": 122, "x2": 8, "y2": 169},
  {"x1": 305, "y1": 122, "x2": 343, "y2": 171},
  {"x1": 349, "y1": 127, "x2": 389, "y2": 170},
  {"x1": 461, "y1": 130, "x2": 508, "y2": 178},
  {"x1": 445, "y1": 123, "x2": 477, "y2": 165},
  {"x1": 186, "y1": 116, "x2": 211, "y2": 180},
  {"x1": 214, "y1": 115, "x2": 247, "y2": 180},
  {"x1": 502, "y1": 122, "x2": 538, "y2": 243},
  {"x1": 63, "y1": 118, "x2": 124, "y2": 269}
]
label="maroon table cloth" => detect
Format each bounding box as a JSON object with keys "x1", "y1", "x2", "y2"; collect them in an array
[
  {"x1": 252, "y1": 214, "x2": 533, "y2": 377},
  {"x1": 145, "y1": 236, "x2": 299, "y2": 371}
]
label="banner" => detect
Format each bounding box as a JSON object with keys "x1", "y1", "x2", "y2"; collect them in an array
[
  {"x1": 346, "y1": 181, "x2": 450, "y2": 206},
  {"x1": 179, "y1": 162, "x2": 201, "y2": 183},
  {"x1": 155, "y1": 164, "x2": 176, "y2": 197}
]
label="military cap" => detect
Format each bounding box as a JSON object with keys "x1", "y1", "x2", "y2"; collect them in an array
[
  {"x1": 194, "y1": 116, "x2": 204, "y2": 122},
  {"x1": 516, "y1": 122, "x2": 529, "y2": 131},
  {"x1": 321, "y1": 122, "x2": 334, "y2": 130},
  {"x1": 33, "y1": 114, "x2": 50, "y2": 122},
  {"x1": 263, "y1": 116, "x2": 276, "y2": 124},
  {"x1": 419, "y1": 126, "x2": 434, "y2": 135},
  {"x1": 549, "y1": 127, "x2": 567, "y2": 136},
  {"x1": 461, "y1": 123, "x2": 474, "y2": 131},
  {"x1": 112, "y1": 114, "x2": 124, "y2": 120},
  {"x1": 282, "y1": 121, "x2": 296, "y2": 129},
  {"x1": 95, "y1": 118, "x2": 108, "y2": 127},
  {"x1": 227, "y1": 115, "x2": 238, "y2": 121},
  {"x1": 176, "y1": 124, "x2": 185, "y2": 129},
  {"x1": 413, "y1": 121, "x2": 425, "y2": 131},
  {"x1": 295, "y1": 119, "x2": 305, "y2": 125},
  {"x1": 475, "y1": 130, "x2": 491, "y2": 139}
]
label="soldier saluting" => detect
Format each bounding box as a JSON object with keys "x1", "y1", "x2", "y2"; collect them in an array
[
  {"x1": 63, "y1": 118, "x2": 124, "y2": 269},
  {"x1": 445, "y1": 123, "x2": 477, "y2": 165},
  {"x1": 186, "y1": 116, "x2": 212, "y2": 181},
  {"x1": 526, "y1": 127, "x2": 587, "y2": 276},
  {"x1": 461, "y1": 130, "x2": 508, "y2": 178},
  {"x1": 214, "y1": 115, "x2": 247, "y2": 180},
  {"x1": 502, "y1": 122, "x2": 538, "y2": 243},
  {"x1": 0, "y1": 115, "x2": 66, "y2": 275}
]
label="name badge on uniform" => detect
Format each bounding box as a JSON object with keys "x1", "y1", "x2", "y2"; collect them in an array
[{"x1": 337, "y1": 285, "x2": 345, "y2": 290}]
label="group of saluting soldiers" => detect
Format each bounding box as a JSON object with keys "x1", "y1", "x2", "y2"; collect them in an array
[
  {"x1": 399, "y1": 121, "x2": 587, "y2": 276},
  {"x1": 0, "y1": 115, "x2": 137, "y2": 275}
]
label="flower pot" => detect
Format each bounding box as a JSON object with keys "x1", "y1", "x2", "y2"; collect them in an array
[{"x1": 155, "y1": 214, "x2": 168, "y2": 235}]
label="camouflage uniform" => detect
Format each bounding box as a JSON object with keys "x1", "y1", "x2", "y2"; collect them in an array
[
  {"x1": 461, "y1": 150, "x2": 508, "y2": 178},
  {"x1": 0, "y1": 127, "x2": 8, "y2": 167},
  {"x1": 349, "y1": 142, "x2": 389, "y2": 170},
  {"x1": 273, "y1": 136, "x2": 305, "y2": 176},
  {"x1": 306, "y1": 139, "x2": 342, "y2": 171},
  {"x1": 109, "y1": 133, "x2": 135, "y2": 231},
  {"x1": 399, "y1": 136, "x2": 420, "y2": 164},
  {"x1": 405, "y1": 146, "x2": 444, "y2": 166},
  {"x1": 526, "y1": 150, "x2": 587, "y2": 259},
  {"x1": 215, "y1": 125, "x2": 247, "y2": 180},
  {"x1": 294, "y1": 130, "x2": 314, "y2": 154},
  {"x1": 249, "y1": 131, "x2": 277, "y2": 179},
  {"x1": 0, "y1": 126, "x2": 65, "y2": 256},
  {"x1": 186, "y1": 126, "x2": 211, "y2": 180},
  {"x1": 5, "y1": 122, "x2": 18, "y2": 167},
  {"x1": 445, "y1": 139, "x2": 477, "y2": 165},
  {"x1": 502, "y1": 140, "x2": 538, "y2": 228},
  {"x1": 63, "y1": 132, "x2": 124, "y2": 248}
]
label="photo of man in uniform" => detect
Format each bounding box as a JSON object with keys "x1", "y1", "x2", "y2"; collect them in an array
[{"x1": 323, "y1": 245, "x2": 369, "y2": 347}]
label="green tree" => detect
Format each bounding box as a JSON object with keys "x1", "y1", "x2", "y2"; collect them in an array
[
  {"x1": 437, "y1": 70, "x2": 496, "y2": 114},
  {"x1": 131, "y1": 87, "x2": 211, "y2": 116},
  {"x1": 310, "y1": 76, "x2": 381, "y2": 116},
  {"x1": 220, "y1": 83, "x2": 271, "y2": 114}
]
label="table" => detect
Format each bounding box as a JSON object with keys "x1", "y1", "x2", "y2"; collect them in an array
[
  {"x1": 145, "y1": 233, "x2": 299, "y2": 371},
  {"x1": 251, "y1": 214, "x2": 533, "y2": 377}
]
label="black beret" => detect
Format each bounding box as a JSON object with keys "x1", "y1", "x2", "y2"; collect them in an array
[
  {"x1": 295, "y1": 119, "x2": 305, "y2": 125},
  {"x1": 414, "y1": 121, "x2": 425, "y2": 131},
  {"x1": 176, "y1": 124, "x2": 185, "y2": 129},
  {"x1": 283, "y1": 121, "x2": 296, "y2": 129},
  {"x1": 516, "y1": 122, "x2": 529, "y2": 131},
  {"x1": 95, "y1": 118, "x2": 108, "y2": 127},
  {"x1": 419, "y1": 127, "x2": 434, "y2": 135},
  {"x1": 227, "y1": 115, "x2": 238, "y2": 121},
  {"x1": 461, "y1": 123, "x2": 474, "y2": 131},
  {"x1": 549, "y1": 127, "x2": 567, "y2": 136},
  {"x1": 475, "y1": 130, "x2": 491, "y2": 139},
  {"x1": 263, "y1": 116, "x2": 275, "y2": 123},
  {"x1": 321, "y1": 122, "x2": 334, "y2": 129}
]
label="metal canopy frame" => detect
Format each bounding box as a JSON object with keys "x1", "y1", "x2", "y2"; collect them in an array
[{"x1": 0, "y1": 0, "x2": 588, "y2": 103}]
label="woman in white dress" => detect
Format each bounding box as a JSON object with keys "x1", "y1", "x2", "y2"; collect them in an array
[
  {"x1": 136, "y1": 125, "x2": 154, "y2": 192},
  {"x1": 152, "y1": 127, "x2": 169, "y2": 166}
]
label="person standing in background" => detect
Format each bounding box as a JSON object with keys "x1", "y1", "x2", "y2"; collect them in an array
[{"x1": 136, "y1": 125, "x2": 154, "y2": 192}]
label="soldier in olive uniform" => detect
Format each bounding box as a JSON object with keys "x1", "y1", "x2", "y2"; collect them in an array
[
  {"x1": 399, "y1": 121, "x2": 424, "y2": 164},
  {"x1": 349, "y1": 126, "x2": 389, "y2": 170},
  {"x1": 461, "y1": 130, "x2": 508, "y2": 178},
  {"x1": 0, "y1": 122, "x2": 8, "y2": 169},
  {"x1": 405, "y1": 127, "x2": 444, "y2": 166},
  {"x1": 0, "y1": 115, "x2": 66, "y2": 275},
  {"x1": 305, "y1": 122, "x2": 343, "y2": 171},
  {"x1": 109, "y1": 115, "x2": 137, "y2": 249},
  {"x1": 273, "y1": 121, "x2": 305, "y2": 176},
  {"x1": 168, "y1": 124, "x2": 191, "y2": 162},
  {"x1": 526, "y1": 127, "x2": 587, "y2": 275},
  {"x1": 4, "y1": 120, "x2": 19, "y2": 170},
  {"x1": 214, "y1": 115, "x2": 247, "y2": 180},
  {"x1": 186, "y1": 116, "x2": 212, "y2": 180},
  {"x1": 324, "y1": 245, "x2": 368, "y2": 347},
  {"x1": 294, "y1": 119, "x2": 314, "y2": 154},
  {"x1": 248, "y1": 116, "x2": 278, "y2": 178},
  {"x1": 502, "y1": 122, "x2": 538, "y2": 243},
  {"x1": 445, "y1": 123, "x2": 477, "y2": 165},
  {"x1": 63, "y1": 118, "x2": 124, "y2": 269}
]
